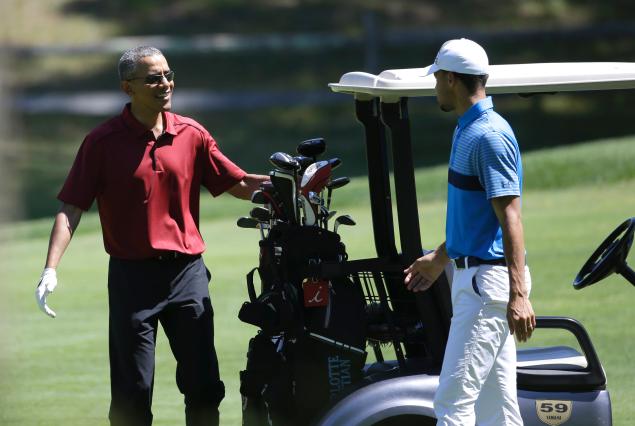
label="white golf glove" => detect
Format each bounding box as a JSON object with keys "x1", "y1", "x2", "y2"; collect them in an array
[{"x1": 35, "y1": 268, "x2": 58, "y2": 318}]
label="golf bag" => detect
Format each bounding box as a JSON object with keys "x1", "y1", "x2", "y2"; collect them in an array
[{"x1": 239, "y1": 223, "x2": 367, "y2": 425}]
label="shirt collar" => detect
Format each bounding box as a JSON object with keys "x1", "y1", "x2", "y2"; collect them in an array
[
  {"x1": 163, "y1": 110, "x2": 177, "y2": 136},
  {"x1": 121, "y1": 104, "x2": 147, "y2": 138},
  {"x1": 120, "y1": 103, "x2": 178, "y2": 138},
  {"x1": 457, "y1": 96, "x2": 493, "y2": 129}
]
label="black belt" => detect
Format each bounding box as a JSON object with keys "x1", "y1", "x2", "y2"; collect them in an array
[
  {"x1": 452, "y1": 256, "x2": 506, "y2": 269},
  {"x1": 155, "y1": 251, "x2": 199, "y2": 261}
]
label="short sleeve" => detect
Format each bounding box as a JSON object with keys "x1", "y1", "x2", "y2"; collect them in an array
[
  {"x1": 200, "y1": 131, "x2": 246, "y2": 197},
  {"x1": 57, "y1": 137, "x2": 102, "y2": 210},
  {"x1": 475, "y1": 131, "x2": 521, "y2": 199}
]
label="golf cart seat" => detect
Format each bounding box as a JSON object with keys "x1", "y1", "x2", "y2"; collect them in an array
[{"x1": 515, "y1": 317, "x2": 607, "y2": 392}]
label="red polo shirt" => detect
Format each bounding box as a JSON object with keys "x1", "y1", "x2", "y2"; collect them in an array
[{"x1": 58, "y1": 104, "x2": 246, "y2": 259}]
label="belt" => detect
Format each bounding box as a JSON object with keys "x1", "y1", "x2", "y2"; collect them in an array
[
  {"x1": 452, "y1": 256, "x2": 506, "y2": 269},
  {"x1": 155, "y1": 251, "x2": 198, "y2": 261}
]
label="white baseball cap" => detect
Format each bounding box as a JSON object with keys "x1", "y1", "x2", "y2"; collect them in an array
[{"x1": 425, "y1": 38, "x2": 489, "y2": 76}]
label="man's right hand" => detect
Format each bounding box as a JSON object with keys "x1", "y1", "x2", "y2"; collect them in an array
[
  {"x1": 35, "y1": 268, "x2": 58, "y2": 318},
  {"x1": 404, "y1": 249, "x2": 448, "y2": 292}
]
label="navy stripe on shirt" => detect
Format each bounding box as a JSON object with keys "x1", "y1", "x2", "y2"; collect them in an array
[{"x1": 448, "y1": 168, "x2": 484, "y2": 191}]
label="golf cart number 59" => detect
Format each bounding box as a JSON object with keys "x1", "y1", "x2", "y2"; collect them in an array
[{"x1": 539, "y1": 402, "x2": 569, "y2": 413}]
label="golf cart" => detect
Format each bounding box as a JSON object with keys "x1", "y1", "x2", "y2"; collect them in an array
[{"x1": 237, "y1": 62, "x2": 635, "y2": 426}]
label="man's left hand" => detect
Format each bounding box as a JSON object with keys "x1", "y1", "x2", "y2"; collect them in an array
[
  {"x1": 35, "y1": 268, "x2": 58, "y2": 318},
  {"x1": 507, "y1": 294, "x2": 535, "y2": 342}
]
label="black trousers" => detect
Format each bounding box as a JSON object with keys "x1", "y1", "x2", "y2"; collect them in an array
[{"x1": 107, "y1": 255, "x2": 225, "y2": 426}]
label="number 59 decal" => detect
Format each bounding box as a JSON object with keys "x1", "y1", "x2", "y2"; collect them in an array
[{"x1": 536, "y1": 400, "x2": 573, "y2": 425}]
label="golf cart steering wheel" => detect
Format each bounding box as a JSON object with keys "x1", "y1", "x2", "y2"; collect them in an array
[{"x1": 573, "y1": 217, "x2": 635, "y2": 289}]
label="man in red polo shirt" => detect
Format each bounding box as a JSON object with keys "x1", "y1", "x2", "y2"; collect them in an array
[{"x1": 34, "y1": 46, "x2": 268, "y2": 426}]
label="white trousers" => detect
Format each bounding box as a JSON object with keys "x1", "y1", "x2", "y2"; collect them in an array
[{"x1": 434, "y1": 264, "x2": 531, "y2": 426}]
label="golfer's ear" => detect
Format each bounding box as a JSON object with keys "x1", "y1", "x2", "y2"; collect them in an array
[
  {"x1": 121, "y1": 80, "x2": 133, "y2": 96},
  {"x1": 446, "y1": 71, "x2": 456, "y2": 86}
]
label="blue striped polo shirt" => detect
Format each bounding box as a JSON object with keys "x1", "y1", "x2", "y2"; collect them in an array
[{"x1": 446, "y1": 96, "x2": 522, "y2": 260}]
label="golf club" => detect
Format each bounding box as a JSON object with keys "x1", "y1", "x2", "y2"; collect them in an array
[
  {"x1": 270, "y1": 169, "x2": 299, "y2": 225},
  {"x1": 308, "y1": 191, "x2": 322, "y2": 206},
  {"x1": 269, "y1": 152, "x2": 301, "y2": 173},
  {"x1": 250, "y1": 206, "x2": 272, "y2": 223},
  {"x1": 237, "y1": 216, "x2": 260, "y2": 229},
  {"x1": 251, "y1": 190, "x2": 267, "y2": 205},
  {"x1": 328, "y1": 157, "x2": 342, "y2": 170},
  {"x1": 297, "y1": 137, "x2": 326, "y2": 162},
  {"x1": 237, "y1": 216, "x2": 267, "y2": 239},
  {"x1": 298, "y1": 194, "x2": 317, "y2": 226},
  {"x1": 306, "y1": 191, "x2": 326, "y2": 227},
  {"x1": 294, "y1": 155, "x2": 314, "y2": 175},
  {"x1": 259, "y1": 181, "x2": 284, "y2": 218},
  {"x1": 326, "y1": 176, "x2": 350, "y2": 210},
  {"x1": 300, "y1": 160, "x2": 331, "y2": 197},
  {"x1": 333, "y1": 214, "x2": 356, "y2": 234}
]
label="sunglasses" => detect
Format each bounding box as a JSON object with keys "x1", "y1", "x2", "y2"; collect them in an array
[{"x1": 127, "y1": 70, "x2": 175, "y2": 85}]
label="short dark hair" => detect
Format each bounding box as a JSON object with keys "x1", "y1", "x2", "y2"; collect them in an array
[
  {"x1": 453, "y1": 72, "x2": 489, "y2": 94},
  {"x1": 118, "y1": 46, "x2": 164, "y2": 81}
]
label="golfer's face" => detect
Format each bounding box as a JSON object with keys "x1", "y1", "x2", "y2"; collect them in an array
[
  {"x1": 434, "y1": 71, "x2": 454, "y2": 113},
  {"x1": 126, "y1": 55, "x2": 175, "y2": 113}
]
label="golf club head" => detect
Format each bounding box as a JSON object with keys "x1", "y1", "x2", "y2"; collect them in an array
[
  {"x1": 337, "y1": 214, "x2": 356, "y2": 226},
  {"x1": 327, "y1": 176, "x2": 350, "y2": 190},
  {"x1": 294, "y1": 155, "x2": 314, "y2": 175},
  {"x1": 251, "y1": 190, "x2": 267, "y2": 205},
  {"x1": 326, "y1": 176, "x2": 350, "y2": 210},
  {"x1": 300, "y1": 160, "x2": 331, "y2": 196},
  {"x1": 270, "y1": 169, "x2": 298, "y2": 225},
  {"x1": 237, "y1": 216, "x2": 260, "y2": 229},
  {"x1": 237, "y1": 216, "x2": 268, "y2": 239},
  {"x1": 319, "y1": 207, "x2": 335, "y2": 230},
  {"x1": 269, "y1": 152, "x2": 300, "y2": 173},
  {"x1": 328, "y1": 157, "x2": 342, "y2": 170},
  {"x1": 298, "y1": 194, "x2": 317, "y2": 226},
  {"x1": 250, "y1": 206, "x2": 272, "y2": 223},
  {"x1": 334, "y1": 214, "x2": 356, "y2": 233},
  {"x1": 259, "y1": 181, "x2": 285, "y2": 219},
  {"x1": 308, "y1": 191, "x2": 322, "y2": 205},
  {"x1": 297, "y1": 137, "x2": 326, "y2": 160}
]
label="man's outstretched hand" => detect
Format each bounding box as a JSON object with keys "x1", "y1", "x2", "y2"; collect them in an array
[{"x1": 404, "y1": 251, "x2": 448, "y2": 292}]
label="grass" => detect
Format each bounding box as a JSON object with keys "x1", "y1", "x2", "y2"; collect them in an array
[{"x1": 1, "y1": 138, "x2": 635, "y2": 425}]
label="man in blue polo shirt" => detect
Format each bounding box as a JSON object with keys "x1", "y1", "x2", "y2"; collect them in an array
[{"x1": 404, "y1": 39, "x2": 535, "y2": 425}]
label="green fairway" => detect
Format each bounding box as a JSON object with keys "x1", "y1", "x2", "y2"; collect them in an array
[{"x1": 1, "y1": 148, "x2": 634, "y2": 425}]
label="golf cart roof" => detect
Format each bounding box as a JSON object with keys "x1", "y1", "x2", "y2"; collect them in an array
[{"x1": 329, "y1": 62, "x2": 635, "y2": 101}]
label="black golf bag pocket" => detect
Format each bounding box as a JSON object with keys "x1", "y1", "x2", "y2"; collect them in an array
[
  {"x1": 238, "y1": 281, "x2": 300, "y2": 336},
  {"x1": 241, "y1": 332, "x2": 283, "y2": 426},
  {"x1": 303, "y1": 276, "x2": 367, "y2": 349}
]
